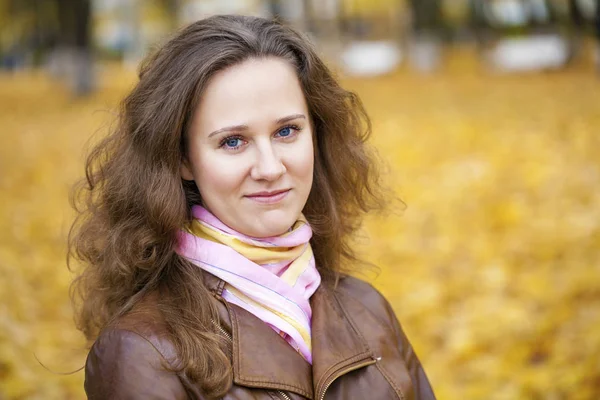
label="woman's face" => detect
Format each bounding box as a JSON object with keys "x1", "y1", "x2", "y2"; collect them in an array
[{"x1": 181, "y1": 57, "x2": 314, "y2": 238}]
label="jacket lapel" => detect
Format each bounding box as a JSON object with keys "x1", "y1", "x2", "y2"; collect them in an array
[
  {"x1": 310, "y1": 284, "x2": 376, "y2": 399},
  {"x1": 229, "y1": 303, "x2": 314, "y2": 397},
  {"x1": 204, "y1": 272, "x2": 314, "y2": 398},
  {"x1": 203, "y1": 273, "x2": 375, "y2": 399}
]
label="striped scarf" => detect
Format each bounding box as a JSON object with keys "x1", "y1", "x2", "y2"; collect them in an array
[{"x1": 176, "y1": 205, "x2": 321, "y2": 363}]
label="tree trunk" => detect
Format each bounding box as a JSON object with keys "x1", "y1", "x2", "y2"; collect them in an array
[{"x1": 54, "y1": 0, "x2": 94, "y2": 96}]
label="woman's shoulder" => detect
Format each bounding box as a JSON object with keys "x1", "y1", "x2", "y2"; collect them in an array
[
  {"x1": 334, "y1": 276, "x2": 437, "y2": 399},
  {"x1": 100, "y1": 292, "x2": 175, "y2": 357},
  {"x1": 88, "y1": 325, "x2": 170, "y2": 370},
  {"x1": 94, "y1": 306, "x2": 175, "y2": 361},
  {"x1": 84, "y1": 297, "x2": 189, "y2": 399},
  {"x1": 336, "y1": 274, "x2": 383, "y2": 296},
  {"x1": 334, "y1": 274, "x2": 396, "y2": 320},
  {"x1": 85, "y1": 327, "x2": 188, "y2": 399}
]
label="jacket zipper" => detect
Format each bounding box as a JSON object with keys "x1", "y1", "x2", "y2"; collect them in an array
[
  {"x1": 212, "y1": 319, "x2": 232, "y2": 341},
  {"x1": 317, "y1": 357, "x2": 378, "y2": 400},
  {"x1": 277, "y1": 391, "x2": 292, "y2": 400}
]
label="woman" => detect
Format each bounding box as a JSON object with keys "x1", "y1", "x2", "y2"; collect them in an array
[{"x1": 71, "y1": 14, "x2": 435, "y2": 400}]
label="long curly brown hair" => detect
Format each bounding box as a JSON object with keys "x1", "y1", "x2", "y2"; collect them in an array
[{"x1": 69, "y1": 14, "x2": 387, "y2": 398}]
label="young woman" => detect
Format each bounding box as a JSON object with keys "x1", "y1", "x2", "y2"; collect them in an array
[{"x1": 71, "y1": 14, "x2": 436, "y2": 400}]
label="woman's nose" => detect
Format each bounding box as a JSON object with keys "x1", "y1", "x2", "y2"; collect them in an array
[{"x1": 250, "y1": 143, "x2": 286, "y2": 181}]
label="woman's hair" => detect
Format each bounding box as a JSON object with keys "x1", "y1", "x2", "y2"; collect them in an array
[{"x1": 69, "y1": 14, "x2": 386, "y2": 398}]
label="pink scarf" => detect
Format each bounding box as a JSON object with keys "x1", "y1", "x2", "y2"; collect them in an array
[{"x1": 176, "y1": 205, "x2": 321, "y2": 363}]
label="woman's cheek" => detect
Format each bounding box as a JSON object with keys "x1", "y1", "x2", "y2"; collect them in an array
[
  {"x1": 295, "y1": 135, "x2": 314, "y2": 176},
  {"x1": 198, "y1": 152, "x2": 249, "y2": 193}
]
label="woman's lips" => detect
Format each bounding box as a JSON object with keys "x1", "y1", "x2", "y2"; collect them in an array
[{"x1": 245, "y1": 189, "x2": 290, "y2": 204}]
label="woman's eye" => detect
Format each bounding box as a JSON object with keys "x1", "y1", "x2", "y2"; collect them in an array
[
  {"x1": 221, "y1": 137, "x2": 244, "y2": 149},
  {"x1": 279, "y1": 127, "x2": 292, "y2": 137},
  {"x1": 277, "y1": 125, "x2": 300, "y2": 138},
  {"x1": 226, "y1": 138, "x2": 240, "y2": 147}
]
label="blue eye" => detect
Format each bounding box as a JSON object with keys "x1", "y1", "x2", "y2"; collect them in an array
[
  {"x1": 277, "y1": 125, "x2": 300, "y2": 138},
  {"x1": 279, "y1": 127, "x2": 292, "y2": 137},
  {"x1": 226, "y1": 138, "x2": 241, "y2": 147},
  {"x1": 221, "y1": 136, "x2": 244, "y2": 149}
]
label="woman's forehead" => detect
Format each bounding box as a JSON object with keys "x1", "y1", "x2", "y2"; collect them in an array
[{"x1": 192, "y1": 58, "x2": 309, "y2": 134}]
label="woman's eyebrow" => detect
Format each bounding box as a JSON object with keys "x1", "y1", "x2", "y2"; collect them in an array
[
  {"x1": 208, "y1": 114, "x2": 306, "y2": 138},
  {"x1": 276, "y1": 114, "x2": 306, "y2": 124},
  {"x1": 208, "y1": 124, "x2": 249, "y2": 138}
]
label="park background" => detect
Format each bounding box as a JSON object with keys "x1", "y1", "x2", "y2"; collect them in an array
[{"x1": 1, "y1": 0, "x2": 599, "y2": 399}]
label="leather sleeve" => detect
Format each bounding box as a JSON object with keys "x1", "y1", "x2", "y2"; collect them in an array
[
  {"x1": 84, "y1": 328, "x2": 189, "y2": 400},
  {"x1": 382, "y1": 299, "x2": 436, "y2": 400}
]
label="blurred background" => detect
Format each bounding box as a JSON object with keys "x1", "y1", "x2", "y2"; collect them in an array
[{"x1": 1, "y1": 0, "x2": 599, "y2": 399}]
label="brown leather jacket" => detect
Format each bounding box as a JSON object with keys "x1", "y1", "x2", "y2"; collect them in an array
[{"x1": 84, "y1": 274, "x2": 436, "y2": 399}]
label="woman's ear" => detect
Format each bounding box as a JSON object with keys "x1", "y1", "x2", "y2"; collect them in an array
[{"x1": 180, "y1": 159, "x2": 195, "y2": 181}]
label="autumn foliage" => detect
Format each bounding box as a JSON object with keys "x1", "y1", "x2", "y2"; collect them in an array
[{"x1": 0, "y1": 50, "x2": 599, "y2": 398}]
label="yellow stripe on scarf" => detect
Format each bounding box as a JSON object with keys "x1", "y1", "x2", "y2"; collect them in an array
[
  {"x1": 188, "y1": 218, "x2": 309, "y2": 265},
  {"x1": 280, "y1": 244, "x2": 314, "y2": 287}
]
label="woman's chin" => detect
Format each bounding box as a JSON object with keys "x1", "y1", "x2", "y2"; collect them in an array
[{"x1": 242, "y1": 214, "x2": 298, "y2": 238}]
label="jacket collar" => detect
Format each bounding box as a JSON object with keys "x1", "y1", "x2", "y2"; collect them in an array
[{"x1": 203, "y1": 272, "x2": 375, "y2": 399}]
